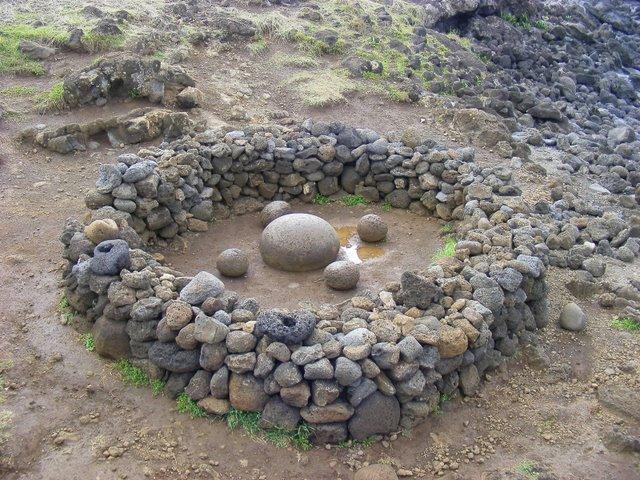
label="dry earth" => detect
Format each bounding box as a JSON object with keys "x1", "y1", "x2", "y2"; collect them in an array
[{"x1": 0, "y1": 1, "x2": 639, "y2": 479}]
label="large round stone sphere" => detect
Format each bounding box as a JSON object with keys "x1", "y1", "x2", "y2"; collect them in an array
[
  {"x1": 324, "y1": 261, "x2": 360, "y2": 290},
  {"x1": 260, "y1": 213, "x2": 340, "y2": 272},
  {"x1": 357, "y1": 214, "x2": 388, "y2": 242},
  {"x1": 216, "y1": 248, "x2": 249, "y2": 277},
  {"x1": 260, "y1": 201, "x2": 292, "y2": 227}
]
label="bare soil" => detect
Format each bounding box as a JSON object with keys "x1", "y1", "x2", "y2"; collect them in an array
[
  {"x1": 1, "y1": 1, "x2": 639, "y2": 479},
  {"x1": 163, "y1": 203, "x2": 442, "y2": 310}
]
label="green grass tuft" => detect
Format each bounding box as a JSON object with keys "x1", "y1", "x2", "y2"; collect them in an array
[
  {"x1": 82, "y1": 32, "x2": 125, "y2": 53},
  {"x1": 81, "y1": 333, "x2": 95, "y2": 352},
  {"x1": 176, "y1": 392, "x2": 208, "y2": 419},
  {"x1": 381, "y1": 201, "x2": 392, "y2": 212},
  {"x1": 433, "y1": 237, "x2": 457, "y2": 260},
  {"x1": 313, "y1": 194, "x2": 332, "y2": 205},
  {"x1": 387, "y1": 85, "x2": 410, "y2": 103},
  {"x1": 35, "y1": 81, "x2": 64, "y2": 111},
  {"x1": 516, "y1": 460, "x2": 540, "y2": 478},
  {"x1": 274, "y1": 53, "x2": 319, "y2": 68},
  {"x1": 58, "y1": 294, "x2": 77, "y2": 324},
  {"x1": 151, "y1": 379, "x2": 166, "y2": 396},
  {"x1": 248, "y1": 37, "x2": 267, "y2": 55},
  {"x1": 612, "y1": 317, "x2": 640, "y2": 332},
  {"x1": 501, "y1": 12, "x2": 532, "y2": 30},
  {"x1": 0, "y1": 24, "x2": 66, "y2": 75},
  {"x1": 226, "y1": 408, "x2": 261, "y2": 437},
  {"x1": 0, "y1": 85, "x2": 38, "y2": 96},
  {"x1": 440, "y1": 223, "x2": 454, "y2": 235},
  {"x1": 114, "y1": 359, "x2": 149, "y2": 387},
  {"x1": 340, "y1": 195, "x2": 367, "y2": 207}
]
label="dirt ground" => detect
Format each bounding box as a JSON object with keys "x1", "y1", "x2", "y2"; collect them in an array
[
  {"x1": 1, "y1": 1, "x2": 639, "y2": 479},
  {"x1": 163, "y1": 203, "x2": 442, "y2": 310}
]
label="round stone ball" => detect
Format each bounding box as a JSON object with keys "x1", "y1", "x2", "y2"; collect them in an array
[
  {"x1": 324, "y1": 260, "x2": 360, "y2": 290},
  {"x1": 357, "y1": 214, "x2": 388, "y2": 242},
  {"x1": 260, "y1": 213, "x2": 340, "y2": 272},
  {"x1": 216, "y1": 248, "x2": 249, "y2": 278},
  {"x1": 260, "y1": 201, "x2": 292, "y2": 227}
]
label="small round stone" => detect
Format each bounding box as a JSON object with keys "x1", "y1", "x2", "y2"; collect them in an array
[
  {"x1": 324, "y1": 261, "x2": 360, "y2": 290},
  {"x1": 84, "y1": 219, "x2": 119, "y2": 244},
  {"x1": 357, "y1": 214, "x2": 388, "y2": 242},
  {"x1": 559, "y1": 302, "x2": 587, "y2": 331},
  {"x1": 260, "y1": 213, "x2": 340, "y2": 272},
  {"x1": 260, "y1": 201, "x2": 292, "y2": 227},
  {"x1": 216, "y1": 248, "x2": 249, "y2": 278}
]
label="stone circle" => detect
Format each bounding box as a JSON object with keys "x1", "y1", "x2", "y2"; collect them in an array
[
  {"x1": 259, "y1": 213, "x2": 340, "y2": 272},
  {"x1": 324, "y1": 261, "x2": 360, "y2": 290},
  {"x1": 357, "y1": 214, "x2": 388, "y2": 242},
  {"x1": 216, "y1": 248, "x2": 249, "y2": 278}
]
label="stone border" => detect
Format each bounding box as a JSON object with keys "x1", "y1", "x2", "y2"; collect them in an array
[{"x1": 60, "y1": 119, "x2": 548, "y2": 444}]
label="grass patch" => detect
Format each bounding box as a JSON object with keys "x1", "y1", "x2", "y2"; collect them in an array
[
  {"x1": 516, "y1": 461, "x2": 540, "y2": 478},
  {"x1": 226, "y1": 408, "x2": 314, "y2": 450},
  {"x1": 612, "y1": 317, "x2": 640, "y2": 332},
  {"x1": 433, "y1": 237, "x2": 457, "y2": 260},
  {"x1": 114, "y1": 359, "x2": 149, "y2": 387},
  {"x1": 58, "y1": 294, "x2": 77, "y2": 325},
  {"x1": 82, "y1": 32, "x2": 125, "y2": 53},
  {"x1": 440, "y1": 223, "x2": 454, "y2": 235},
  {"x1": 226, "y1": 408, "x2": 261, "y2": 437},
  {"x1": 381, "y1": 201, "x2": 392, "y2": 212},
  {"x1": 273, "y1": 53, "x2": 319, "y2": 69},
  {"x1": 35, "y1": 81, "x2": 64, "y2": 111},
  {"x1": 176, "y1": 392, "x2": 208, "y2": 419},
  {"x1": 81, "y1": 333, "x2": 95, "y2": 352},
  {"x1": 534, "y1": 19, "x2": 549, "y2": 30},
  {"x1": 501, "y1": 12, "x2": 532, "y2": 30},
  {"x1": 387, "y1": 85, "x2": 409, "y2": 103},
  {"x1": 313, "y1": 194, "x2": 332, "y2": 205},
  {"x1": 340, "y1": 194, "x2": 367, "y2": 207},
  {"x1": 0, "y1": 85, "x2": 38, "y2": 96},
  {"x1": 0, "y1": 24, "x2": 66, "y2": 75},
  {"x1": 247, "y1": 37, "x2": 267, "y2": 55},
  {"x1": 283, "y1": 68, "x2": 358, "y2": 107},
  {"x1": 151, "y1": 379, "x2": 166, "y2": 396}
]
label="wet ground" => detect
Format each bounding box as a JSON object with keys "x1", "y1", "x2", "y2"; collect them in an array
[{"x1": 163, "y1": 202, "x2": 443, "y2": 309}]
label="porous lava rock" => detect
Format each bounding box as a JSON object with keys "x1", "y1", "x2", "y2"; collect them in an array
[
  {"x1": 260, "y1": 201, "x2": 292, "y2": 227},
  {"x1": 259, "y1": 213, "x2": 340, "y2": 272},
  {"x1": 357, "y1": 214, "x2": 388, "y2": 242},
  {"x1": 324, "y1": 261, "x2": 360, "y2": 290},
  {"x1": 90, "y1": 239, "x2": 131, "y2": 275},
  {"x1": 348, "y1": 391, "x2": 401, "y2": 440},
  {"x1": 216, "y1": 248, "x2": 248, "y2": 278},
  {"x1": 255, "y1": 309, "x2": 316, "y2": 344}
]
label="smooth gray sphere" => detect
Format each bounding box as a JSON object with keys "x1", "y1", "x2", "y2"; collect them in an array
[
  {"x1": 216, "y1": 248, "x2": 249, "y2": 277},
  {"x1": 260, "y1": 201, "x2": 292, "y2": 227},
  {"x1": 324, "y1": 260, "x2": 360, "y2": 290},
  {"x1": 260, "y1": 213, "x2": 340, "y2": 272},
  {"x1": 357, "y1": 214, "x2": 388, "y2": 242}
]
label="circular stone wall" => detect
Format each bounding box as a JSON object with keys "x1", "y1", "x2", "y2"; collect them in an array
[{"x1": 259, "y1": 213, "x2": 340, "y2": 272}]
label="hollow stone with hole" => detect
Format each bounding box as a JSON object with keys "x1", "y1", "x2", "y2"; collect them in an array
[
  {"x1": 259, "y1": 213, "x2": 340, "y2": 272},
  {"x1": 89, "y1": 239, "x2": 131, "y2": 275},
  {"x1": 255, "y1": 309, "x2": 317, "y2": 344}
]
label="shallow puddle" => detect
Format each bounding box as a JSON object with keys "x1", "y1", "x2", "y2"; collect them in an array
[{"x1": 335, "y1": 225, "x2": 385, "y2": 264}]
